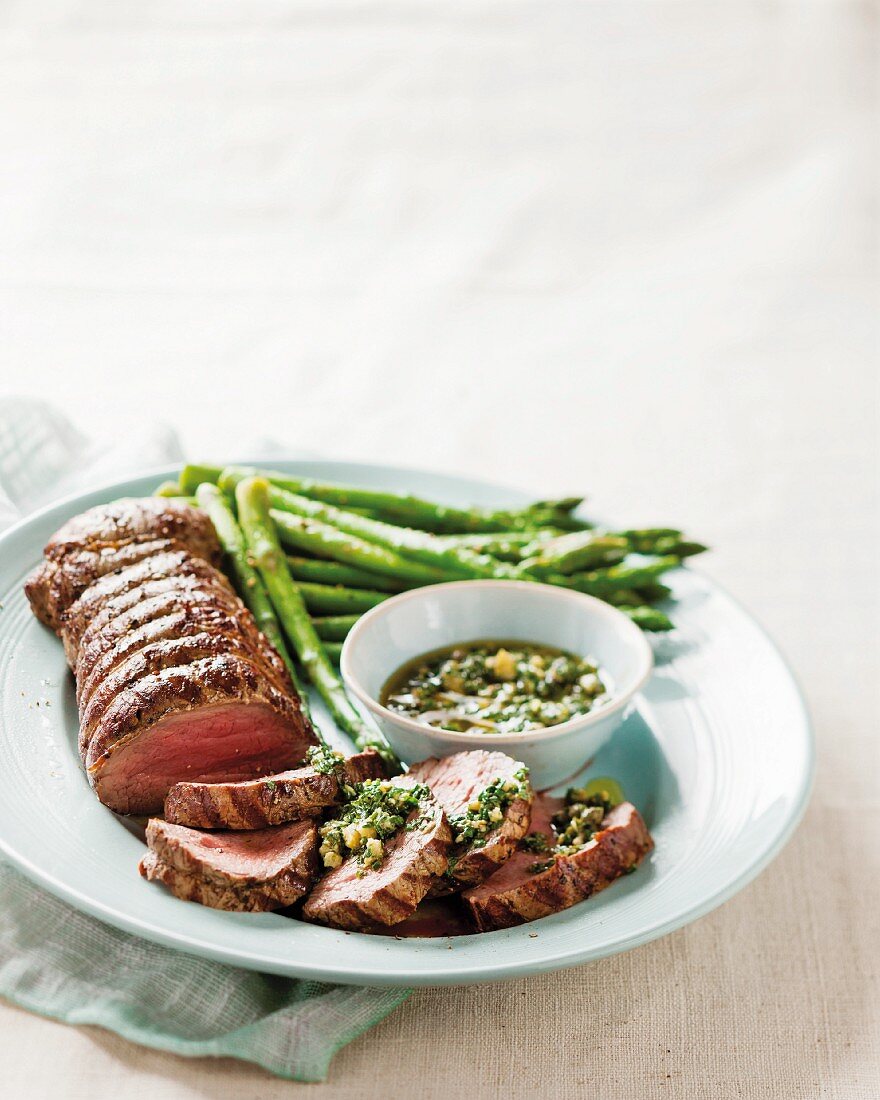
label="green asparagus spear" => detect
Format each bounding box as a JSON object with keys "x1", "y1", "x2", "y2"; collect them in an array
[
  {"x1": 235, "y1": 477, "x2": 395, "y2": 765},
  {"x1": 220, "y1": 474, "x2": 532, "y2": 582},
  {"x1": 324, "y1": 641, "x2": 343, "y2": 664},
  {"x1": 286, "y1": 555, "x2": 407, "y2": 592},
  {"x1": 195, "y1": 483, "x2": 313, "y2": 715},
  {"x1": 635, "y1": 582, "x2": 673, "y2": 602},
  {"x1": 521, "y1": 531, "x2": 630, "y2": 575},
  {"x1": 312, "y1": 615, "x2": 359, "y2": 642},
  {"x1": 271, "y1": 509, "x2": 449, "y2": 585},
  {"x1": 154, "y1": 480, "x2": 185, "y2": 498},
  {"x1": 551, "y1": 555, "x2": 681, "y2": 597},
  {"x1": 438, "y1": 530, "x2": 562, "y2": 561},
  {"x1": 622, "y1": 606, "x2": 674, "y2": 631},
  {"x1": 621, "y1": 529, "x2": 707, "y2": 558},
  {"x1": 180, "y1": 464, "x2": 224, "y2": 495},
  {"x1": 220, "y1": 464, "x2": 581, "y2": 534},
  {"x1": 295, "y1": 582, "x2": 389, "y2": 616}
]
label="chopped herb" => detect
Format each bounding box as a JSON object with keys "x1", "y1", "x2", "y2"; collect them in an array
[
  {"x1": 381, "y1": 639, "x2": 608, "y2": 735},
  {"x1": 318, "y1": 779, "x2": 429, "y2": 873},
  {"x1": 526, "y1": 780, "x2": 625, "y2": 871},
  {"x1": 521, "y1": 832, "x2": 550, "y2": 853},
  {"x1": 448, "y1": 767, "x2": 530, "y2": 850},
  {"x1": 307, "y1": 744, "x2": 346, "y2": 776}
]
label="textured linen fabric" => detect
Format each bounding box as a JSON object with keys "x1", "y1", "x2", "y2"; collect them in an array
[
  {"x1": 0, "y1": 399, "x2": 411, "y2": 1082},
  {"x1": 0, "y1": 864, "x2": 409, "y2": 1082},
  {"x1": 0, "y1": 0, "x2": 877, "y2": 1097}
]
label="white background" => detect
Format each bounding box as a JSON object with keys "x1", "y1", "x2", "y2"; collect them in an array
[{"x1": 0, "y1": 1, "x2": 877, "y2": 1097}]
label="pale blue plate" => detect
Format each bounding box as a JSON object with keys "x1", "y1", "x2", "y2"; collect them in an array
[{"x1": 0, "y1": 462, "x2": 813, "y2": 986}]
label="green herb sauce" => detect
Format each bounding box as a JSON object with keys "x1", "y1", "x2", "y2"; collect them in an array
[
  {"x1": 380, "y1": 639, "x2": 608, "y2": 735},
  {"x1": 525, "y1": 780, "x2": 623, "y2": 873},
  {"x1": 448, "y1": 767, "x2": 530, "y2": 849},
  {"x1": 318, "y1": 779, "x2": 430, "y2": 874}
]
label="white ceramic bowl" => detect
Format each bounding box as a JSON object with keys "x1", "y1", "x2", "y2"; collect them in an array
[{"x1": 340, "y1": 580, "x2": 654, "y2": 789}]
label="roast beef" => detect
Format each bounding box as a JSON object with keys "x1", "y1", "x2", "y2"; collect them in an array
[
  {"x1": 302, "y1": 779, "x2": 452, "y2": 930},
  {"x1": 78, "y1": 631, "x2": 292, "y2": 750},
  {"x1": 25, "y1": 498, "x2": 221, "y2": 630},
  {"x1": 86, "y1": 652, "x2": 313, "y2": 815},
  {"x1": 406, "y1": 750, "x2": 532, "y2": 890},
  {"x1": 140, "y1": 817, "x2": 319, "y2": 911},
  {"x1": 462, "y1": 799, "x2": 653, "y2": 930},
  {"x1": 164, "y1": 750, "x2": 387, "y2": 829},
  {"x1": 75, "y1": 600, "x2": 278, "y2": 709},
  {"x1": 25, "y1": 497, "x2": 317, "y2": 816},
  {"x1": 60, "y1": 550, "x2": 235, "y2": 665}
]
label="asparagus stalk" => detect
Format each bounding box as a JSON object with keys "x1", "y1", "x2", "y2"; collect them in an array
[
  {"x1": 438, "y1": 530, "x2": 561, "y2": 561},
  {"x1": 223, "y1": 476, "x2": 532, "y2": 582},
  {"x1": 236, "y1": 477, "x2": 396, "y2": 765},
  {"x1": 622, "y1": 606, "x2": 674, "y2": 631},
  {"x1": 551, "y1": 555, "x2": 681, "y2": 597},
  {"x1": 180, "y1": 464, "x2": 224, "y2": 495},
  {"x1": 312, "y1": 614, "x2": 359, "y2": 642},
  {"x1": 195, "y1": 483, "x2": 313, "y2": 717},
  {"x1": 154, "y1": 480, "x2": 185, "y2": 498},
  {"x1": 286, "y1": 555, "x2": 407, "y2": 593},
  {"x1": 271, "y1": 509, "x2": 448, "y2": 585},
  {"x1": 324, "y1": 641, "x2": 343, "y2": 664},
  {"x1": 220, "y1": 464, "x2": 581, "y2": 534},
  {"x1": 296, "y1": 581, "x2": 390, "y2": 616},
  {"x1": 521, "y1": 531, "x2": 630, "y2": 575},
  {"x1": 621, "y1": 528, "x2": 708, "y2": 558}
]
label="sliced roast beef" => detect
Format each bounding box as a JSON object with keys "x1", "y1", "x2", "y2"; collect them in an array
[
  {"x1": 87, "y1": 653, "x2": 314, "y2": 815},
  {"x1": 26, "y1": 496, "x2": 317, "y2": 818},
  {"x1": 78, "y1": 632, "x2": 292, "y2": 751},
  {"x1": 43, "y1": 497, "x2": 222, "y2": 563},
  {"x1": 302, "y1": 779, "x2": 452, "y2": 930},
  {"x1": 76, "y1": 601, "x2": 277, "y2": 708},
  {"x1": 139, "y1": 817, "x2": 319, "y2": 911},
  {"x1": 463, "y1": 800, "x2": 653, "y2": 931},
  {"x1": 26, "y1": 539, "x2": 193, "y2": 633},
  {"x1": 74, "y1": 581, "x2": 245, "y2": 687},
  {"x1": 407, "y1": 750, "x2": 532, "y2": 891},
  {"x1": 164, "y1": 750, "x2": 387, "y2": 830},
  {"x1": 60, "y1": 550, "x2": 235, "y2": 664},
  {"x1": 26, "y1": 498, "x2": 221, "y2": 630}
]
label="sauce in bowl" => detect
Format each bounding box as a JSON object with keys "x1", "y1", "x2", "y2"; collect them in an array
[{"x1": 380, "y1": 639, "x2": 609, "y2": 736}]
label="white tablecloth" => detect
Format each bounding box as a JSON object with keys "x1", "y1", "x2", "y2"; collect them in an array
[{"x1": 0, "y1": 1, "x2": 877, "y2": 1096}]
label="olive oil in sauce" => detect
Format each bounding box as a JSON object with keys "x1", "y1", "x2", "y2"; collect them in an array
[{"x1": 380, "y1": 638, "x2": 609, "y2": 736}]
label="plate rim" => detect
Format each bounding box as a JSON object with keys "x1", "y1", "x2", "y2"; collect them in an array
[{"x1": 0, "y1": 460, "x2": 815, "y2": 986}]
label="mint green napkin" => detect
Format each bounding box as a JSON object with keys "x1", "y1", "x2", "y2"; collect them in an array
[
  {"x1": 0, "y1": 400, "x2": 412, "y2": 1081},
  {"x1": 0, "y1": 862, "x2": 410, "y2": 1080}
]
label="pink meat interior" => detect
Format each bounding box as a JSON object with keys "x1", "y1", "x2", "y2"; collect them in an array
[
  {"x1": 93, "y1": 702, "x2": 306, "y2": 815},
  {"x1": 464, "y1": 793, "x2": 562, "y2": 900},
  {"x1": 157, "y1": 819, "x2": 314, "y2": 879}
]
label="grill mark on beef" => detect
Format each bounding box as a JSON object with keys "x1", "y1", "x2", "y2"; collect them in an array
[
  {"x1": 76, "y1": 605, "x2": 266, "y2": 708},
  {"x1": 74, "y1": 581, "x2": 244, "y2": 674},
  {"x1": 26, "y1": 539, "x2": 193, "y2": 631},
  {"x1": 407, "y1": 750, "x2": 533, "y2": 891},
  {"x1": 44, "y1": 498, "x2": 222, "y2": 565},
  {"x1": 26, "y1": 498, "x2": 222, "y2": 630},
  {"x1": 462, "y1": 801, "x2": 653, "y2": 930},
  {"x1": 302, "y1": 779, "x2": 452, "y2": 930},
  {"x1": 85, "y1": 653, "x2": 303, "y2": 771},
  {"x1": 78, "y1": 632, "x2": 292, "y2": 753},
  {"x1": 164, "y1": 751, "x2": 387, "y2": 830},
  {"x1": 139, "y1": 817, "x2": 319, "y2": 911},
  {"x1": 60, "y1": 550, "x2": 235, "y2": 662}
]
